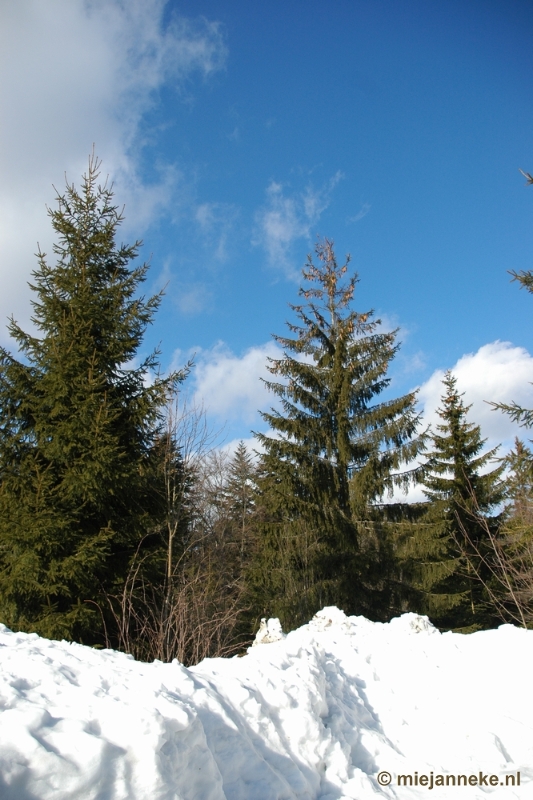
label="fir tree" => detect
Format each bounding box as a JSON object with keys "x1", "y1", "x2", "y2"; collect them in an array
[
  {"x1": 502, "y1": 439, "x2": 533, "y2": 525},
  {"x1": 211, "y1": 442, "x2": 260, "y2": 643},
  {"x1": 222, "y1": 442, "x2": 257, "y2": 561},
  {"x1": 495, "y1": 439, "x2": 533, "y2": 626},
  {"x1": 409, "y1": 371, "x2": 505, "y2": 631},
  {"x1": 0, "y1": 155, "x2": 187, "y2": 643},
  {"x1": 251, "y1": 238, "x2": 425, "y2": 627}
]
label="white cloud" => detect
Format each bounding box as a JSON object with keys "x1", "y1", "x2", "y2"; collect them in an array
[
  {"x1": 188, "y1": 341, "x2": 284, "y2": 425},
  {"x1": 387, "y1": 341, "x2": 533, "y2": 504},
  {"x1": 417, "y1": 341, "x2": 533, "y2": 452},
  {"x1": 253, "y1": 172, "x2": 343, "y2": 278},
  {"x1": 0, "y1": 0, "x2": 226, "y2": 344},
  {"x1": 182, "y1": 339, "x2": 533, "y2": 502},
  {"x1": 219, "y1": 435, "x2": 265, "y2": 459}
]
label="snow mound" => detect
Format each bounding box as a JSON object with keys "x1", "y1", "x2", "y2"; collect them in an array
[
  {"x1": 252, "y1": 616, "x2": 285, "y2": 645},
  {"x1": 387, "y1": 611, "x2": 438, "y2": 635},
  {"x1": 0, "y1": 610, "x2": 532, "y2": 799},
  {"x1": 309, "y1": 605, "x2": 356, "y2": 634}
]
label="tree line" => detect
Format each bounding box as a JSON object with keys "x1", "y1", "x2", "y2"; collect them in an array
[{"x1": 0, "y1": 156, "x2": 532, "y2": 664}]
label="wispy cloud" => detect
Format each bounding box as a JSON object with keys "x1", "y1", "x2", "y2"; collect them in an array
[
  {"x1": 373, "y1": 312, "x2": 403, "y2": 336},
  {"x1": 400, "y1": 351, "x2": 427, "y2": 375},
  {"x1": 226, "y1": 127, "x2": 240, "y2": 142},
  {"x1": 349, "y1": 202, "x2": 371, "y2": 223},
  {"x1": 0, "y1": 0, "x2": 227, "y2": 344},
  {"x1": 194, "y1": 202, "x2": 240, "y2": 262},
  {"x1": 253, "y1": 171, "x2": 343, "y2": 279},
  {"x1": 174, "y1": 284, "x2": 213, "y2": 316}
]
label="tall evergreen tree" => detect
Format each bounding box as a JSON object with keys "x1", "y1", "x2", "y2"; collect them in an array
[
  {"x1": 501, "y1": 439, "x2": 533, "y2": 525},
  {"x1": 0, "y1": 156, "x2": 187, "y2": 643},
  {"x1": 221, "y1": 442, "x2": 257, "y2": 561},
  {"x1": 251, "y1": 238, "x2": 426, "y2": 627},
  {"x1": 494, "y1": 439, "x2": 533, "y2": 626},
  {"x1": 408, "y1": 371, "x2": 505, "y2": 631}
]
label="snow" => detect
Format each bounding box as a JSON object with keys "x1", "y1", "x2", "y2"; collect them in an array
[{"x1": 0, "y1": 608, "x2": 532, "y2": 799}]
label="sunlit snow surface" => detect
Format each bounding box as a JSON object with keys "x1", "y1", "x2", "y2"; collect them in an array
[{"x1": 0, "y1": 607, "x2": 532, "y2": 799}]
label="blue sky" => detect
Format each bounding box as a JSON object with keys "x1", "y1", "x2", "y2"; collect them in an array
[{"x1": 1, "y1": 0, "x2": 533, "y2": 466}]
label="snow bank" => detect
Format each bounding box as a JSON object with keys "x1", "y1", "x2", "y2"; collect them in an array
[{"x1": 0, "y1": 607, "x2": 532, "y2": 799}]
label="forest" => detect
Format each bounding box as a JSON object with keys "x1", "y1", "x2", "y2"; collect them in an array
[{"x1": 1, "y1": 157, "x2": 532, "y2": 666}]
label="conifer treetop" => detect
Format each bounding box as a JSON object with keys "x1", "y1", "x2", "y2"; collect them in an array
[
  {"x1": 6, "y1": 153, "x2": 187, "y2": 394},
  {"x1": 257, "y1": 237, "x2": 426, "y2": 505},
  {"x1": 284, "y1": 237, "x2": 377, "y2": 349},
  {"x1": 424, "y1": 370, "x2": 504, "y2": 511},
  {"x1": 500, "y1": 437, "x2": 533, "y2": 523}
]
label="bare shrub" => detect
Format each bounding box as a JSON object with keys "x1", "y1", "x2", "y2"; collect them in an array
[
  {"x1": 451, "y1": 487, "x2": 533, "y2": 629},
  {"x1": 100, "y1": 393, "x2": 254, "y2": 665},
  {"x1": 104, "y1": 532, "x2": 250, "y2": 664}
]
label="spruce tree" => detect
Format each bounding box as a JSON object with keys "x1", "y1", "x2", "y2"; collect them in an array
[
  {"x1": 502, "y1": 439, "x2": 533, "y2": 525},
  {"x1": 222, "y1": 442, "x2": 257, "y2": 561},
  {"x1": 409, "y1": 371, "x2": 505, "y2": 631},
  {"x1": 209, "y1": 442, "x2": 260, "y2": 645},
  {"x1": 0, "y1": 156, "x2": 186, "y2": 643},
  {"x1": 251, "y1": 238, "x2": 425, "y2": 627},
  {"x1": 495, "y1": 439, "x2": 533, "y2": 626}
]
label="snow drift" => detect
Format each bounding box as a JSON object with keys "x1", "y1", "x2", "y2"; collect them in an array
[{"x1": 0, "y1": 607, "x2": 532, "y2": 799}]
